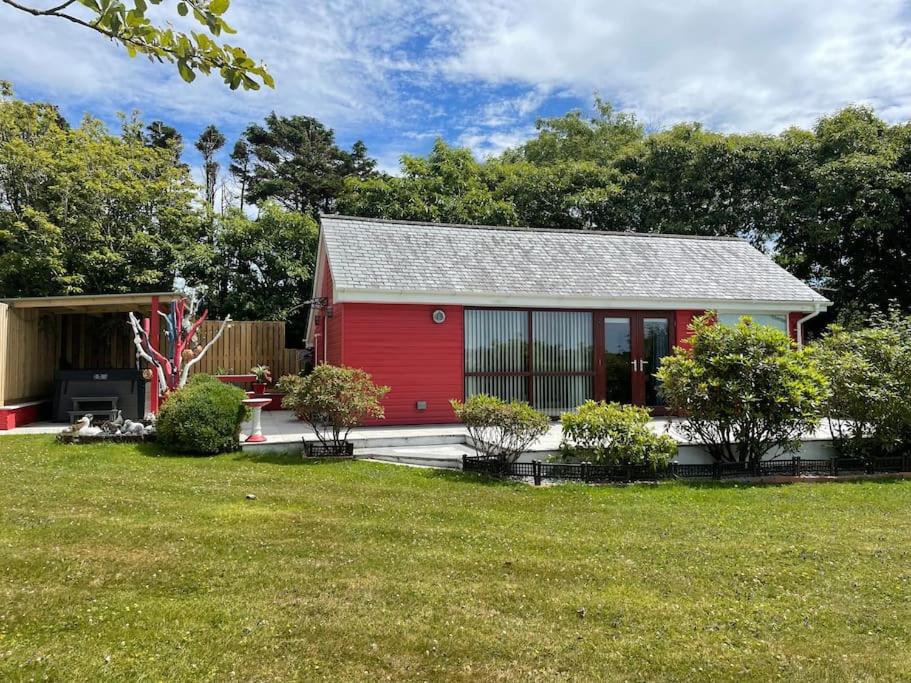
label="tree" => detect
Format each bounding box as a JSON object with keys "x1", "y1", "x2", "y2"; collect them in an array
[
  {"x1": 145, "y1": 120, "x2": 182, "y2": 153},
  {"x1": 241, "y1": 113, "x2": 376, "y2": 215},
  {"x1": 181, "y1": 202, "x2": 319, "y2": 344},
  {"x1": 338, "y1": 139, "x2": 517, "y2": 225},
  {"x1": 657, "y1": 314, "x2": 828, "y2": 466},
  {"x1": 345, "y1": 140, "x2": 376, "y2": 179},
  {"x1": 774, "y1": 107, "x2": 911, "y2": 317},
  {"x1": 0, "y1": 0, "x2": 273, "y2": 90},
  {"x1": 0, "y1": 87, "x2": 201, "y2": 297},
  {"x1": 196, "y1": 124, "x2": 226, "y2": 208},
  {"x1": 503, "y1": 98, "x2": 644, "y2": 166},
  {"x1": 228, "y1": 138, "x2": 252, "y2": 212}
]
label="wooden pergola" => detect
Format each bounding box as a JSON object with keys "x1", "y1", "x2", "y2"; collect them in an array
[{"x1": 0, "y1": 292, "x2": 182, "y2": 422}]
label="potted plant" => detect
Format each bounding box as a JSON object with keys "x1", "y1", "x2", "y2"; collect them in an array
[
  {"x1": 250, "y1": 365, "x2": 272, "y2": 395},
  {"x1": 277, "y1": 365, "x2": 389, "y2": 457}
]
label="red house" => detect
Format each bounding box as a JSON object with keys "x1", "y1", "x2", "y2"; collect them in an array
[{"x1": 306, "y1": 215, "x2": 830, "y2": 425}]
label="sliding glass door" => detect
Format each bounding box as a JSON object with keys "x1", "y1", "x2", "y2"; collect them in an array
[{"x1": 464, "y1": 308, "x2": 673, "y2": 415}]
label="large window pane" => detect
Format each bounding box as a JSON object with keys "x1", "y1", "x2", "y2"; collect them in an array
[
  {"x1": 464, "y1": 309, "x2": 528, "y2": 373},
  {"x1": 466, "y1": 375, "x2": 528, "y2": 402},
  {"x1": 534, "y1": 375, "x2": 592, "y2": 417},
  {"x1": 532, "y1": 311, "x2": 593, "y2": 372}
]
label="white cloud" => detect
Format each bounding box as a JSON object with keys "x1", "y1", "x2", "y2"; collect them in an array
[
  {"x1": 1, "y1": 0, "x2": 910, "y2": 158},
  {"x1": 457, "y1": 126, "x2": 537, "y2": 158},
  {"x1": 442, "y1": 0, "x2": 911, "y2": 132}
]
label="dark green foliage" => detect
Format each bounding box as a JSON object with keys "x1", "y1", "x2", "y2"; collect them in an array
[
  {"x1": 156, "y1": 374, "x2": 249, "y2": 455},
  {"x1": 181, "y1": 202, "x2": 319, "y2": 344},
  {"x1": 812, "y1": 309, "x2": 911, "y2": 458},
  {"x1": 450, "y1": 394, "x2": 549, "y2": 463},
  {"x1": 560, "y1": 400, "x2": 676, "y2": 467},
  {"x1": 0, "y1": 88, "x2": 201, "y2": 298},
  {"x1": 657, "y1": 314, "x2": 828, "y2": 465},
  {"x1": 196, "y1": 125, "x2": 226, "y2": 208},
  {"x1": 241, "y1": 113, "x2": 378, "y2": 215}
]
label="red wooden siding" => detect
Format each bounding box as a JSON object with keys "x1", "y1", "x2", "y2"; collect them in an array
[
  {"x1": 313, "y1": 255, "x2": 344, "y2": 365},
  {"x1": 341, "y1": 303, "x2": 465, "y2": 424},
  {"x1": 674, "y1": 310, "x2": 704, "y2": 349},
  {"x1": 788, "y1": 311, "x2": 803, "y2": 342}
]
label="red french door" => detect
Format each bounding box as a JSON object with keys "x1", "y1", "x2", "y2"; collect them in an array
[{"x1": 596, "y1": 311, "x2": 674, "y2": 412}]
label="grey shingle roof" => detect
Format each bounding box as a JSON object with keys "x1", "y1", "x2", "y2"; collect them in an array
[{"x1": 321, "y1": 215, "x2": 829, "y2": 306}]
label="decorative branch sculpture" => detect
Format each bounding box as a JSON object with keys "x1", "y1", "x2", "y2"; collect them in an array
[{"x1": 127, "y1": 297, "x2": 231, "y2": 398}]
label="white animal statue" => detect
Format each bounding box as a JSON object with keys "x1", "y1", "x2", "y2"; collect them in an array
[{"x1": 70, "y1": 414, "x2": 93, "y2": 434}]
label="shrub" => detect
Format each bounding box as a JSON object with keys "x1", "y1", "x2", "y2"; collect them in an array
[
  {"x1": 656, "y1": 314, "x2": 828, "y2": 466},
  {"x1": 560, "y1": 400, "x2": 677, "y2": 468},
  {"x1": 157, "y1": 374, "x2": 250, "y2": 455},
  {"x1": 811, "y1": 309, "x2": 911, "y2": 458},
  {"x1": 451, "y1": 394, "x2": 549, "y2": 463},
  {"x1": 277, "y1": 364, "x2": 390, "y2": 448}
]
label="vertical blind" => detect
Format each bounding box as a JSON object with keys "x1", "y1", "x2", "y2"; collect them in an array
[{"x1": 464, "y1": 309, "x2": 593, "y2": 416}]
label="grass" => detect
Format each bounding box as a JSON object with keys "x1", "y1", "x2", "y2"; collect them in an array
[{"x1": 1, "y1": 437, "x2": 911, "y2": 681}]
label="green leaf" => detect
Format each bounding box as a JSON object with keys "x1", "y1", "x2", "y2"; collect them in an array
[
  {"x1": 177, "y1": 2, "x2": 188, "y2": 16},
  {"x1": 177, "y1": 59, "x2": 196, "y2": 83},
  {"x1": 209, "y1": 0, "x2": 229, "y2": 15}
]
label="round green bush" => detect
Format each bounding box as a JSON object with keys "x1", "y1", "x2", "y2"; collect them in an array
[{"x1": 156, "y1": 374, "x2": 250, "y2": 455}]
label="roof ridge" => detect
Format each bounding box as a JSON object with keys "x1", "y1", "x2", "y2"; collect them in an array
[{"x1": 320, "y1": 213, "x2": 746, "y2": 242}]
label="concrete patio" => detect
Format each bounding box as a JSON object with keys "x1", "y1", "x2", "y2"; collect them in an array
[{"x1": 3, "y1": 410, "x2": 840, "y2": 470}]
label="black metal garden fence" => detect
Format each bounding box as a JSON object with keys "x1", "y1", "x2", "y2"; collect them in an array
[{"x1": 462, "y1": 452, "x2": 911, "y2": 485}]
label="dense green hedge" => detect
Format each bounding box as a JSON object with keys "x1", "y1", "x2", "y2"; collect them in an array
[
  {"x1": 560, "y1": 401, "x2": 676, "y2": 467},
  {"x1": 156, "y1": 374, "x2": 250, "y2": 455}
]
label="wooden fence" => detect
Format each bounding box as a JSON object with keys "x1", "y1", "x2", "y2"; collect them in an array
[
  {"x1": 0, "y1": 304, "x2": 58, "y2": 405},
  {"x1": 191, "y1": 320, "x2": 305, "y2": 379}
]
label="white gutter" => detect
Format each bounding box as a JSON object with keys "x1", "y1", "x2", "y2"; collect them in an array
[{"x1": 796, "y1": 304, "x2": 824, "y2": 348}]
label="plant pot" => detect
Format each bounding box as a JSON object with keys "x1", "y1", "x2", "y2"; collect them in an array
[
  {"x1": 252, "y1": 382, "x2": 267, "y2": 395},
  {"x1": 303, "y1": 440, "x2": 354, "y2": 458}
]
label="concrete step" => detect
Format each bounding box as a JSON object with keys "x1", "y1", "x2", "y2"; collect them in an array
[
  {"x1": 345, "y1": 432, "x2": 467, "y2": 449},
  {"x1": 355, "y1": 444, "x2": 477, "y2": 469}
]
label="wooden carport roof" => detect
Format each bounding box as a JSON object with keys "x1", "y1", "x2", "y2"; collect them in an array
[{"x1": 0, "y1": 292, "x2": 182, "y2": 314}]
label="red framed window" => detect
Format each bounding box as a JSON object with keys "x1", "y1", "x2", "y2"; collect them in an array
[{"x1": 464, "y1": 308, "x2": 594, "y2": 416}]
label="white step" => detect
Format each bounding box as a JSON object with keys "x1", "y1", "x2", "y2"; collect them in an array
[{"x1": 355, "y1": 444, "x2": 477, "y2": 469}]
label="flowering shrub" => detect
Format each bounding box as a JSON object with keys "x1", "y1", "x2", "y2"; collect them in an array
[
  {"x1": 657, "y1": 313, "x2": 827, "y2": 466},
  {"x1": 277, "y1": 365, "x2": 389, "y2": 448}
]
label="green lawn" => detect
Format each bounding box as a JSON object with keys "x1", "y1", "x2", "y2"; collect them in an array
[{"x1": 2, "y1": 437, "x2": 911, "y2": 681}]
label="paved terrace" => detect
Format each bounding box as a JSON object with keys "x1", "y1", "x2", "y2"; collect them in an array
[{"x1": 3, "y1": 411, "x2": 841, "y2": 469}]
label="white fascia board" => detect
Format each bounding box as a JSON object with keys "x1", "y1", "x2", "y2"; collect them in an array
[{"x1": 333, "y1": 287, "x2": 829, "y2": 313}]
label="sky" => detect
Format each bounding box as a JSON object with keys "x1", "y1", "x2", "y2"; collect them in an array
[{"x1": 2, "y1": 0, "x2": 911, "y2": 176}]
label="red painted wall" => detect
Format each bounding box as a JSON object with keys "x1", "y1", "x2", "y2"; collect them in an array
[
  {"x1": 340, "y1": 303, "x2": 465, "y2": 424},
  {"x1": 313, "y1": 255, "x2": 344, "y2": 366},
  {"x1": 788, "y1": 312, "x2": 803, "y2": 342},
  {"x1": 674, "y1": 310, "x2": 704, "y2": 349}
]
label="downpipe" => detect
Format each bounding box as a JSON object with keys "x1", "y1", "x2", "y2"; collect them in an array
[{"x1": 796, "y1": 304, "x2": 824, "y2": 349}]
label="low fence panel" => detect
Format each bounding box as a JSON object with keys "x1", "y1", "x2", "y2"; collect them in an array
[{"x1": 463, "y1": 453, "x2": 911, "y2": 485}]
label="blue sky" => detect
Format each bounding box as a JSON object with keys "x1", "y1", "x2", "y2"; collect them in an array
[{"x1": 3, "y1": 0, "x2": 911, "y2": 178}]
